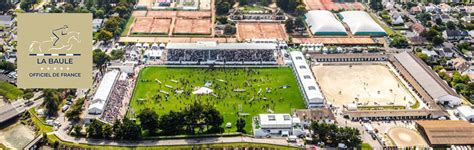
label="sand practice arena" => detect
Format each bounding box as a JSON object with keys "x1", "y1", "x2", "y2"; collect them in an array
[
  {"x1": 129, "y1": 10, "x2": 212, "y2": 36},
  {"x1": 174, "y1": 18, "x2": 211, "y2": 34},
  {"x1": 388, "y1": 128, "x2": 428, "y2": 147},
  {"x1": 131, "y1": 17, "x2": 172, "y2": 34},
  {"x1": 312, "y1": 64, "x2": 415, "y2": 106},
  {"x1": 237, "y1": 22, "x2": 288, "y2": 41}
]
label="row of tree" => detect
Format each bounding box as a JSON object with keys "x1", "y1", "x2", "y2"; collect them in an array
[
  {"x1": 138, "y1": 101, "x2": 224, "y2": 135},
  {"x1": 310, "y1": 122, "x2": 362, "y2": 148},
  {"x1": 86, "y1": 102, "x2": 227, "y2": 139},
  {"x1": 87, "y1": 118, "x2": 142, "y2": 140}
]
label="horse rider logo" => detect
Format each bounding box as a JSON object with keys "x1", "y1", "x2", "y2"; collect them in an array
[{"x1": 29, "y1": 25, "x2": 81, "y2": 52}]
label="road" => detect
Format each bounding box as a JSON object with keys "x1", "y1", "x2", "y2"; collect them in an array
[
  {"x1": 54, "y1": 130, "x2": 301, "y2": 148},
  {"x1": 0, "y1": 92, "x2": 43, "y2": 123}
]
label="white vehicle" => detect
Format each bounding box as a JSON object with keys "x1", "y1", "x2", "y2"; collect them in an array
[
  {"x1": 62, "y1": 105, "x2": 70, "y2": 112},
  {"x1": 287, "y1": 135, "x2": 298, "y2": 142}
]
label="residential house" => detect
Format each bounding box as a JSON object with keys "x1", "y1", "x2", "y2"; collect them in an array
[
  {"x1": 410, "y1": 6, "x2": 422, "y2": 15},
  {"x1": 92, "y1": 19, "x2": 104, "y2": 32},
  {"x1": 391, "y1": 12, "x2": 404, "y2": 25},
  {"x1": 0, "y1": 15, "x2": 14, "y2": 28},
  {"x1": 408, "y1": 22, "x2": 426, "y2": 35},
  {"x1": 422, "y1": 49, "x2": 440, "y2": 61},
  {"x1": 432, "y1": 14, "x2": 451, "y2": 23},
  {"x1": 443, "y1": 30, "x2": 469, "y2": 41},
  {"x1": 437, "y1": 47, "x2": 455, "y2": 58},
  {"x1": 439, "y1": 3, "x2": 452, "y2": 13},
  {"x1": 462, "y1": 16, "x2": 474, "y2": 24},
  {"x1": 447, "y1": 57, "x2": 469, "y2": 72}
]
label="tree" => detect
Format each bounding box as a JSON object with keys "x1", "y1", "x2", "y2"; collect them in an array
[
  {"x1": 310, "y1": 122, "x2": 362, "y2": 147},
  {"x1": 110, "y1": 49, "x2": 125, "y2": 60},
  {"x1": 0, "y1": 0, "x2": 14, "y2": 12},
  {"x1": 73, "y1": 125, "x2": 82, "y2": 136},
  {"x1": 423, "y1": 28, "x2": 440, "y2": 41},
  {"x1": 95, "y1": 9, "x2": 105, "y2": 19},
  {"x1": 121, "y1": 117, "x2": 142, "y2": 140},
  {"x1": 216, "y1": 16, "x2": 228, "y2": 24},
  {"x1": 239, "y1": 0, "x2": 248, "y2": 5},
  {"x1": 236, "y1": 117, "x2": 245, "y2": 133},
  {"x1": 157, "y1": 111, "x2": 185, "y2": 135},
  {"x1": 20, "y1": 0, "x2": 38, "y2": 11},
  {"x1": 112, "y1": 119, "x2": 124, "y2": 139},
  {"x1": 137, "y1": 108, "x2": 159, "y2": 134},
  {"x1": 285, "y1": 18, "x2": 295, "y2": 33},
  {"x1": 85, "y1": 0, "x2": 95, "y2": 9},
  {"x1": 0, "y1": 61, "x2": 16, "y2": 72},
  {"x1": 446, "y1": 21, "x2": 456, "y2": 30},
  {"x1": 87, "y1": 119, "x2": 104, "y2": 138},
  {"x1": 203, "y1": 106, "x2": 224, "y2": 133},
  {"x1": 102, "y1": 123, "x2": 114, "y2": 139},
  {"x1": 295, "y1": 5, "x2": 307, "y2": 16},
  {"x1": 65, "y1": 98, "x2": 85, "y2": 121},
  {"x1": 97, "y1": 29, "x2": 113, "y2": 42},
  {"x1": 277, "y1": 0, "x2": 299, "y2": 12},
  {"x1": 63, "y1": 3, "x2": 74, "y2": 12},
  {"x1": 294, "y1": 17, "x2": 305, "y2": 29},
  {"x1": 42, "y1": 89, "x2": 60, "y2": 116},
  {"x1": 260, "y1": 0, "x2": 270, "y2": 6},
  {"x1": 224, "y1": 24, "x2": 236, "y2": 35},
  {"x1": 216, "y1": 1, "x2": 230, "y2": 15},
  {"x1": 390, "y1": 34, "x2": 409, "y2": 48},
  {"x1": 93, "y1": 49, "x2": 110, "y2": 72},
  {"x1": 432, "y1": 36, "x2": 444, "y2": 46}
]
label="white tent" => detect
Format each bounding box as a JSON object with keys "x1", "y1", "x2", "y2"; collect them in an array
[
  {"x1": 305, "y1": 10, "x2": 347, "y2": 36},
  {"x1": 88, "y1": 70, "x2": 119, "y2": 115},
  {"x1": 192, "y1": 87, "x2": 213, "y2": 95},
  {"x1": 339, "y1": 11, "x2": 387, "y2": 36}
]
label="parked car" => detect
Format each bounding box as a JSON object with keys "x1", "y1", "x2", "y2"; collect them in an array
[
  {"x1": 24, "y1": 101, "x2": 34, "y2": 106},
  {"x1": 62, "y1": 105, "x2": 70, "y2": 112}
]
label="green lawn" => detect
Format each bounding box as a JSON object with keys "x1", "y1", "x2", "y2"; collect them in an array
[
  {"x1": 121, "y1": 16, "x2": 135, "y2": 37},
  {"x1": 130, "y1": 67, "x2": 306, "y2": 134},
  {"x1": 369, "y1": 13, "x2": 396, "y2": 35},
  {"x1": 360, "y1": 143, "x2": 372, "y2": 150},
  {"x1": 0, "y1": 81, "x2": 23, "y2": 101}
]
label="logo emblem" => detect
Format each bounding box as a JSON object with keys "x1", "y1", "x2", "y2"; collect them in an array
[{"x1": 17, "y1": 14, "x2": 92, "y2": 88}]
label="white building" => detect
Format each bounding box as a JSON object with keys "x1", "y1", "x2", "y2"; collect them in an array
[
  {"x1": 0, "y1": 15, "x2": 14, "y2": 28},
  {"x1": 457, "y1": 106, "x2": 474, "y2": 122},
  {"x1": 254, "y1": 114, "x2": 304, "y2": 138},
  {"x1": 92, "y1": 19, "x2": 104, "y2": 32},
  {"x1": 87, "y1": 70, "x2": 119, "y2": 115},
  {"x1": 290, "y1": 51, "x2": 324, "y2": 108}
]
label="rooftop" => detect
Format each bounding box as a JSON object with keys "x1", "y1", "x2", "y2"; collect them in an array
[{"x1": 416, "y1": 120, "x2": 474, "y2": 145}]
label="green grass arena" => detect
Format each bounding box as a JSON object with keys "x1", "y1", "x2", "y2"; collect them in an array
[{"x1": 129, "y1": 67, "x2": 306, "y2": 133}]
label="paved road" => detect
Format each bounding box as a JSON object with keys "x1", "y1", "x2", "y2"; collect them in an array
[{"x1": 54, "y1": 130, "x2": 300, "y2": 148}]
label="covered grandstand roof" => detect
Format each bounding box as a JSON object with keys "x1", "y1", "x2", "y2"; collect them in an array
[
  {"x1": 393, "y1": 52, "x2": 461, "y2": 106},
  {"x1": 416, "y1": 120, "x2": 474, "y2": 145},
  {"x1": 88, "y1": 70, "x2": 119, "y2": 115},
  {"x1": 166, "y1": 41, "x2": 277, "y2": 50},
  {"x1": 290, "y1": 51, "x2": 324, "y2": 108},
  {"x1": 338, "y1": 11, "x2": 386, "y2": 36},
  {"x1": 305, "y1": 10, "x2": 347, "y2": 36}
]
